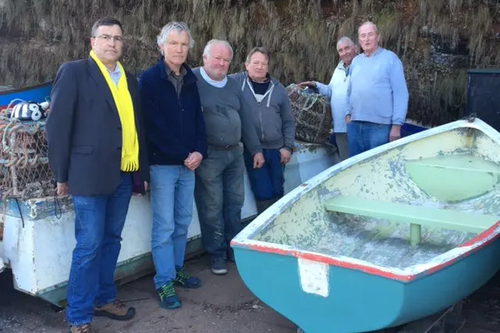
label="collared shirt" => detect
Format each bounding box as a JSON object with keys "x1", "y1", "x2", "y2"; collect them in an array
[
  {"x1": 165, "y1": 64, "x2": 187, "y2": 95},
  {"x1": 199, "y1": 67, "x2": 227, "y2": 88},
  {"x1": 346, "y1": 47, "x2": 409, "y2": 125},
  {"x1": 315, "y1": 61, "x2": 350, "y2": 133},
  {"x1": 107, "y1": 65, "x2": 121, "y2": 86}
]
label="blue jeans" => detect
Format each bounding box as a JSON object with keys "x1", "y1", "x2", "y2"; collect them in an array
[
  {"x1": 66, "y1": 173, "x2": 132, "y2": 326},
  {"x1": 150, "y1": 165, "x2": 195, "y2": 289},
  {"x1": 244, "y1": 149, "x2": 284, "y2": 201},
  {"x1": 347, "y1": 121, "x2": 391, "y2": 157},
  {"x1": 194, "y1": 147, "x2": 244, "y2": 259}
]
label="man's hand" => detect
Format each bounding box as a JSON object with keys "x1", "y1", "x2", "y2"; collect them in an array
[
  {"x1": 279, "y1": 148, "x2": 292, "y2": 165},
  {"x1": 253, "y1": 152, "x2": 265, "y2": 168},
  {"x1": 56, "y1": 182, "x2": 68, "y2": 196},
  {"x1": 345, "y1": 115, "x2": 351, "y2": 124},
  {"x1": 389, "y1": 125, "x2": 401, "y2": 142},
  {"x1": 133, "y1": 182, "x2": 149, "y2": 196},
  {"x1": 297, "y1": 81, "x2": 316, "y2": 89},
  {"x1": 184, "y1": 152, "x2": 203, "y2": 170}
]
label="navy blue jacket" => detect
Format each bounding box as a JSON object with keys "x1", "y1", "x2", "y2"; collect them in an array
[{"x1": 139, "y1": 58, "x2": 207, "y2": 165}]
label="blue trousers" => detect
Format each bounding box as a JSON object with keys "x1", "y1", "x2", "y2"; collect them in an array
[
  {"x1": 150, "y1": 165, "x2": 195, "y2": 289},
  {"x1": 347, "y1": 121, "x2": 391, "y2": 157},
  {"x1": 194, "y1": 147, "x2": 244, "y2": 259},
  {"x1": 244, "y1": 149, "x2": 284, "y2": 201},
  {"x1": 66, "y1": 173, "x2": 132, "y2": 326}
]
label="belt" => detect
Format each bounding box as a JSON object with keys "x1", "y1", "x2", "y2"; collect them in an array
[{"x1": 208, "y1": 143, "x2": 242, "y2": 151}]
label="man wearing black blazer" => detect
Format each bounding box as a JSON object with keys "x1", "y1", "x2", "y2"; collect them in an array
[{"x1": 45, "y1": 17, "x2": 149, "y2": 333}]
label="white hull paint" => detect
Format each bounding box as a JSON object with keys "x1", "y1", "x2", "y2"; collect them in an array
[{"x1": 0, "y1": 142, "x2": 336, "y2": 300}]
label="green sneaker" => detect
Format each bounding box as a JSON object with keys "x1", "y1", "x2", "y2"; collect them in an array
[
  {"x1": 156, "y1": 282, "x2": 181, "y2": 309},
  {"x1": 174, "y1": 266, "x2": 201, "y2": 289}
]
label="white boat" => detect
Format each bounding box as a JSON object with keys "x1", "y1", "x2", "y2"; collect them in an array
[{"x1": 0, "y1": 140, "x2": 337, "y2": 306}]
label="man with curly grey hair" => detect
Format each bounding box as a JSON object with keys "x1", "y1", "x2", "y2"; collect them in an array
[{"x1": 139, "y1": 21, "x2": 207, "y2": 310}]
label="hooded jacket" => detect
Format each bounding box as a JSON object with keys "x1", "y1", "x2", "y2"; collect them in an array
[{"x1": 229, "y1": 72, "x2": 295, "y2": 152}]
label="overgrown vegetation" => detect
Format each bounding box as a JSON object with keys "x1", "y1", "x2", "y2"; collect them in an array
[{"x1": 0, "y1": 0, "x2": 499, "y2": 126}]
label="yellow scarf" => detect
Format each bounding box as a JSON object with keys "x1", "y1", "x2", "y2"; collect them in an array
[{"x1": 90, "y1": 50, "x2": 139, "y2": 172}]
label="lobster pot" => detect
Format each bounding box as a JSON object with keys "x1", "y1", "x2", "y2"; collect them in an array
[
  {"x1": 286, "y1": 84, "x2": 332, "y2": 144},
  {"x1": 0, "y1": 117, "x2": 54, "y2": 200}
]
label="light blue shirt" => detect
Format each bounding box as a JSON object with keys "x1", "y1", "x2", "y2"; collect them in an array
[
  {"x1": 107, "y1": 65, "x2": 121, "y2": 86},
  {"x1": 346, "y1": 48, "x2": 409, "y2": 125},
  {"x1": 315, "y1": 61, "x2": 350, "y2": 133}
]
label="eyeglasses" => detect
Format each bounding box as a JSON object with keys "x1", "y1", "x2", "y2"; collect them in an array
[{"x1": 94, "y1": 34, "x2": 123, "y2": 43}]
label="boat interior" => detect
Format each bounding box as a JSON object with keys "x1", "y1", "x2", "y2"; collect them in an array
[{"x1": 250, "y1": 126, "x2": 500, "y2": 270}]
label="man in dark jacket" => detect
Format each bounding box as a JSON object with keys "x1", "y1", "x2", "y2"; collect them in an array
[
  {"x1": 139, "y1": 22, "x2": 207, "y2": 310},
  {"x1": 46, "y1": 17, "x2": 149, "y2": 333},
  {"x1": 230, "y1": 47, "x2": 295, "y2": 213}
]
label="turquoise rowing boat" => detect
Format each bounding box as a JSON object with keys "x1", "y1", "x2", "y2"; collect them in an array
[{"x1": 231, "y1": 118, "x2": 500, "y2": 333}]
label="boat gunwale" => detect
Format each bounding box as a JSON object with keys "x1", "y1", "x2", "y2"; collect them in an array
[
  {"x1": 231, "y1": 119, "x2": 500, "y2": 283},
  {"x1": 0, "y1": 81, "x2": 53, "y2": 97}
]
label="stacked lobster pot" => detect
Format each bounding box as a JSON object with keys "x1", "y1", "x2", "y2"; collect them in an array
[
  {"x1": 0, "y1": 99, "x2": 54, "y2": 200},
  {"x1": 286, "y1": 83, "x2": 332, "y2": 144}
]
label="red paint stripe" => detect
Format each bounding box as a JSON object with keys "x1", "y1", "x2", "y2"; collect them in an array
[
  {"x1": 231, "y1": 220, "x2": 500, "y2": 282},
  {"x1": 425, "y1": 221, "x2": 500, "y2": 275},
  {"x1": 461, "y1": 221, "x2": 500, "y2": 247}
]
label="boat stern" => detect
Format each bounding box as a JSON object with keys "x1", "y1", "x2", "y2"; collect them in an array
[{"x1": 232, "y1": 243, "x2": 406, "y2": 333}]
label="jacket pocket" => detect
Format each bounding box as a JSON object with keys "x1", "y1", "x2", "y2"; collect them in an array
[
  {"x1": 262, "y1": 109, "x2": 283, "y2": 142},
  {"x1": 72, "y1": 145, "x2": 94, "y2": 154}
]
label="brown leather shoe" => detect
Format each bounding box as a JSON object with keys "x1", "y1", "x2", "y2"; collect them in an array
[
  {"x1": 94, "y1": 299, "x2": 135, "y2": 321},
  {"x1": 69, "y1": 324, "x2": 94, "y2": 333}
]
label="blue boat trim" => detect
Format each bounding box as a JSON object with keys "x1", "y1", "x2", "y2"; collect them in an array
[{"x1": 0, "y1": 81, "x2": 52, "y2": 109}]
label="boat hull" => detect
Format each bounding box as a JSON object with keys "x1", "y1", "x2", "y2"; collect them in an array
[
  {"x1": 232, "y1": 119, "x2": 500, "y2": 333},
  {"x1": 235, "y1": 233, "x2": 500, "y2": 333},
  {"x1": 0, "y1": 82, "x2": 52, "y2": 109}
]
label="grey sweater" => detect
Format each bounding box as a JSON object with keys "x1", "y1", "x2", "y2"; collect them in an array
[
  {"x1": 229, "y1": 72, "x2": 295, "y2": 152},
  {"x1": 193, "y1": 68, "x2": 262, "y2": 156}
]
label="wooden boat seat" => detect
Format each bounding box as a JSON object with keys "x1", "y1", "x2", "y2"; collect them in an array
[{"x1": 324, "y1": 196, "x2": 499, "y2": 245}]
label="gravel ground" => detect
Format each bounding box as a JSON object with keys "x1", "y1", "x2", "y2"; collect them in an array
[
  {"x1": 2, "y1": 254, "x2": 500, "y2": 333},
  {"x1": 0, "y1": 255, "x2": 296, "y2": 333}
]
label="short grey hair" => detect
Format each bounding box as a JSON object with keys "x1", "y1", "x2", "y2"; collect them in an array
[
  {"x1": 203, "y1": 39, "x2": 234, "y2": 62},
  {"x1": 157, "y1": 21, "x2": 194, "y2": 54},
  {"x1": 358, "y1": 21, "x2": 379, "y2": 34},
  {"x1": 336, "y1": 37, "x2": 356, "y2": 49}
]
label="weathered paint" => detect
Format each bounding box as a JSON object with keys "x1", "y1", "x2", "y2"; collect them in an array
[
  {"x1": 231, "y1": 119, "x2": 500, "y2": 333},
  {"x1": 233, "y1": 235, "x2": 500, "y2": 333},
  {"x1": 0, "y1": 142, "x2": 336, "y2": 305},
  {"x1": 298, "y1": 258, "x2": 329, "y2": 298}
]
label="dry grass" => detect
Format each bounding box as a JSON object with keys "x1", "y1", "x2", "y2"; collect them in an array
[{"x1": 0, "y1": 0, "x2": 498, "y2": 126}]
